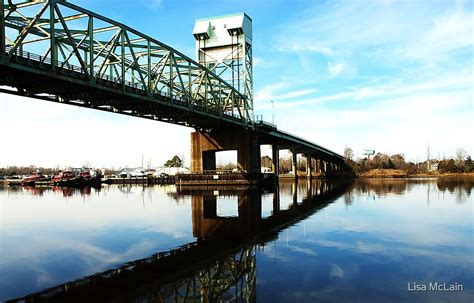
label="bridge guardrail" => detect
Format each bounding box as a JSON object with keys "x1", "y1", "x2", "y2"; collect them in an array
[{"x1": 4, "y1": 46, "x2": 245, "y2": 121}]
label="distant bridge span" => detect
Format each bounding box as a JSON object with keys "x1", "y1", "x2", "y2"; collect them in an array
[{"x1": 0, "y1": 0, "x2": 346, "y2": 175}]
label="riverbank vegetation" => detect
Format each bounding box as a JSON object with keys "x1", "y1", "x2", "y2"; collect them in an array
[
  {"x1": 0, "y1": 166, "x2": 117, "y2": 177},
  {"x1": 344, "y1": 147, "x2": 473, "y2": 177},
  {"x1": 2, "y1": 148, "x2": 472, "y2": 179}
]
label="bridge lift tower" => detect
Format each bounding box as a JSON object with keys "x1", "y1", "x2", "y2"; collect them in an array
[{"x1": 193, "y1": 13, "x2": 253, "y2": 121}]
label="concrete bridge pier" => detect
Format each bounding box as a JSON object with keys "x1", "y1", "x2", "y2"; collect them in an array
[
  {"x1": 306, "y1": 154, "x2": 313, "y2": 178},
  {"x1": 191, "y1": 130, "x2": 261, "y2": 173},
  {"x1": 291, "y1": 149, "x2": 298, "y2": 178},
  {"x1": 272, "y1": 145, "x2": 279, "y2": 175}
]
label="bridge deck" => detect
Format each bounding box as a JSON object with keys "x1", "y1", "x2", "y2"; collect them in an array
[{"x1": 0, "y1": 0, "x2": 344, "y2": 162}]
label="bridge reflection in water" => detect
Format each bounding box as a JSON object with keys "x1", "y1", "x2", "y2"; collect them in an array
[{"x1": 9, "y1": 179, "x2": 352, "y2": 303}]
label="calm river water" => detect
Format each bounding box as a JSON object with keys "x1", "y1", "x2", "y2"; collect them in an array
[{"x1": 0, "y1": 178, "x2": 472, "y2": 302}]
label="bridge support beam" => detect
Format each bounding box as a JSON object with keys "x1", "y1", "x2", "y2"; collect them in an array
[
  {"x1": 271, "y1": 145, "x2": 279, "y2": 175},
  {"x1": 306, "y1": 154, "x2": 313, "y2": 178},
  {"x1": 191, "y1": 130, "x2": 261, "y2": 174},
  {"x1": 291, "y1": 150, "x2": 298, "y2": 178}
]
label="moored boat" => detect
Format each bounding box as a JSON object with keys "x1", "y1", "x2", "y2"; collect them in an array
[
  {"x1": 52, "y1": 170, "x2": 85, "y2": 187},
  {"x1": 51, "y1": 169, "x2": 101, "y2": 187},
  {"x1": 79, "y1": 170, "x2": 101, "y2": 187},
  {"x1": 21, "y1": 171, "x2": 47, "y2": 186}
]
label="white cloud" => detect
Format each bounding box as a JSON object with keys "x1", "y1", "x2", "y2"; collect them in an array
[
  {"x1": 278, "y1": 45, "x2": 333, "y2": 56},
  {"x1": 253, "y1": 57, "x2": 263, "y2": 66},
  {"x1": 268, "y1": 68, "x2": 473, "y2": 160},
  {"x1": 254, "y1": 82, "x2": 317, "y2": 105},
  {"x1": 402, "y1": 7, "x2": 474, "y2": 61},
  {"x1": 276, "y1": 68, "x2": 472, "y2": 108},
  {"x1": 149, "y1": 0, "x2": 162, "y2": 9},
  {"x1": 273, "y1": 0, "x2": 473, "y2": 67},
  {"x1": 328, "y1": 62, "x2": 343, "y2": 78},
  {"x1": 284, "y1": 95, "x2": 472, "y2": 161}
]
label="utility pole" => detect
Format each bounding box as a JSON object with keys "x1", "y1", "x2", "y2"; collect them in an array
[
  {"x1": 271, "y1": 100, "x2": 274, "y2": 124},
  {"x1": 426, "y1": 143, "x2": 431, "y2": 171}
]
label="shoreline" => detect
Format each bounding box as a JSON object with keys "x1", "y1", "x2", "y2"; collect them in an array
[{"x1": 358, "y1": 170, "x2": 474, "y2": 179}]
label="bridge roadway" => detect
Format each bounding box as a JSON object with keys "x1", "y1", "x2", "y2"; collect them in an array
[
  {"x1": 0, "y1": 0, "x2": 346, "y2": 176},
  {"x1": 9, "y1": 179, "x2": 352, "y2": 302}
]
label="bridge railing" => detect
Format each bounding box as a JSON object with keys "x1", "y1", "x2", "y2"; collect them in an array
[{"x1": 1, "y1": 0, "x2": 253, "y2": 128}]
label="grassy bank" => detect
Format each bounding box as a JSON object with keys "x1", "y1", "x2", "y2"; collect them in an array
[{"x1": 359, "y1": 169, "x2": 474, "y2": 178}]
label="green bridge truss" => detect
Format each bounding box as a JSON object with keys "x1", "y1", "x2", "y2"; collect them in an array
[
  {"x1": 0, "y1": 0, "x2": 253, "y2": 129},
  {"x1": 0, "y1": 0, "x2": 345, "y2": 161}
]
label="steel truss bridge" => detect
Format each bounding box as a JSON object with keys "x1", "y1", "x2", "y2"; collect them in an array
[{"x1": 0, "y1": 0, "x2": 344, "y2": 164}]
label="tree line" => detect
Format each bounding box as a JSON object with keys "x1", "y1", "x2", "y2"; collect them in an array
[{"x1": 343, "y1": 147, "x2": 473, "y2": 174}]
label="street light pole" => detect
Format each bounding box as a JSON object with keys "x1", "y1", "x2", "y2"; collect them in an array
[{"x1": 271, "y1": 100, "x2": 274, "y2": 124}]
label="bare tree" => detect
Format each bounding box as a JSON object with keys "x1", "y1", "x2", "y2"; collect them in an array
[
  {"x1": 261, "y1": 156, "x2": 272, "y2": 168},
  {"x1": 455, "y1": 148, "x2": 468, "y2": 169},
  {"x1": 344, "y1": 146, "x2": 354, "y2": 161}
]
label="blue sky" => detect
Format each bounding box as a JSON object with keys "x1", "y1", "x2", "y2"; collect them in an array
[{"x1": 0, "y1": 0, "x2": 472, "y2": 168}]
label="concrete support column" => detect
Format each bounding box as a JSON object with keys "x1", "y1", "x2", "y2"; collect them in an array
[
  {"x1": 272, "y1": 145, "x2": 279, "y2": 174},
  {"x1": 306, "y1": 154, "x2": 313, "y2": 177},
  {"x1": 315, "y1": 158, "x2": 319, "y2": 175},
  {"x1": 237, "y1": 133, "x2": 261, "y2": 173},
  {"x1": 291, "y1": 150, "x2": 298, "y2": 177},
  {"x1": 191, "y1": 130, "x2": 261, "y2": 173}
]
